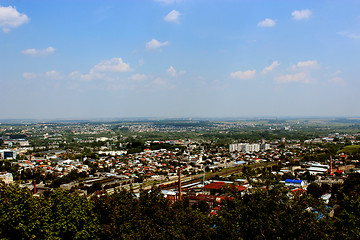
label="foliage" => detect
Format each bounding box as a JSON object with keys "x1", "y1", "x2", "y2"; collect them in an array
[
  {"x1": 0, "y1": 184, "x2": 99, "y2": 239},
  {"x1": 307, "y1": 182, "x2": 323, "y2": 199},
  {"x1": 215, "y1": 185, "x2": 329, "y2": 239},
  {"x1": 0, "y1": 174, "x2": 360, "y2": 239},
  {"x1": 340, "y1": 145, "x2": 360, "y2": 154}
]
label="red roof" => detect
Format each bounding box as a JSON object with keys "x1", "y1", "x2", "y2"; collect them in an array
[
  {"x1": 203, "y1": 182, "x2": 246, "y2": 191},
  {"x1": 292, "y1": 188, "x2": 306, "y2": 193},
  {"x1": 234, "y1": 185, "x2": 247, "y2": 191},
  {"x1": 203, "y1": 182, "x2": 226, "y2": 190}
]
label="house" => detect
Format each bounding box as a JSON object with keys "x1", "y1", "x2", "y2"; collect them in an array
[
  {"x1": 285, "y1": 179, "x2": 306, "y2": 188},
  {"x1": 0, "y1": 172, "x2": 13, "y2": 184},
  {"x1": 308, "y1": 163, "x2": 329, "y2": 175},
  {"x1": 161, "y1": 190, "x2": 177, "y2": 203},
  {"x1": 0, "y1": 149, "x2": 16, "y2": 160},
  {"x1": 203, "y1": 181, "x2": 246, "y2": 196}
]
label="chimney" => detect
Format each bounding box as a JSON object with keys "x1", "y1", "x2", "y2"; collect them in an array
[
  {"x1": 178, "y1": 168, "x2": 181, "y2": 200},
  {"x1": 33, "y1": 180, "x2": 36, "y2": 194}
]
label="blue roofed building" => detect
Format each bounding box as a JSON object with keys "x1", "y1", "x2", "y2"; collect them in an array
[{"x1": 285, "y1": 179, "x2": 306, "y2": 188}]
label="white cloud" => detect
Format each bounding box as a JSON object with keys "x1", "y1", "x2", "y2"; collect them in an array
[
  {"x1": 70, "y1": 57, "x2": 132, "y2": 81},
  {"x1": 230, "y1": 70, "x2": 256, "y2": 80},
  {"x1": 164, "y1": 10, "x2": 181, "y2": 23},
  {"x1": 45, "y1": 70, "x2": 62, "y2": 80},
  {"x1": 292, "y1": 9, "x2": 312, "y2": 20},
  {"x1": 70, "y1": 70, "x2": 104, "y2": 81},
  {"x1": 93, "y1": 58, "x2": 132, "y2": 72},
  {"x1": 0, "y1": 6, "x2": 29, "y2": 32},
  {"x1": 167, "y1": 66, "x2": 184, "y2": 77},
  {"x1": 21, "y1": 46, "x2": 55, "y2": 56},
  {"x1": 22, "y1": 72, "x2": 39, "y2": 80},
  {"x1": 129, "y1": 73, "x2": 147, "y2": 81},
  {"x1": 23, "y1": 70, "x2": 62, "y2": 80},
  {"x1": 275, "y1": 72, "x2": 311, "y2": 83},
  {"x1": 330, "y1": 70, "x2": 342, "y2": 77},
  {"x1": 146, "y1": 39, "x2": 169, "y2": 50},
  {"x1": 168, "y1": 66, "x2": 177, "y2": 77},
  {"x1": 292, "y1": 60, "x2": 319, "y2": 70},
  {"x1": 258, "y1": 18, "x2": 276, "y2": 27},
  {"x1": 262, "y1": 61, "x2": 280, "y2": 74}
]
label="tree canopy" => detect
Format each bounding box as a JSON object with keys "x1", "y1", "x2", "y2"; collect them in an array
[{"x1": 0, "y1": 179, "x2": 359, "y2": 239}]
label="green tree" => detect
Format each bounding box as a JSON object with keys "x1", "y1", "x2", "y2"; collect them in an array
[
  {"x1": 215, "y1": 185, "x2": 328, "y2": 239},
  {"x1": 307, "y1": 182, "x2": 323, "y2": 199}
]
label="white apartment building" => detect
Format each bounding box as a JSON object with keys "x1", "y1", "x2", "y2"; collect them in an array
[{"x1": 229, "y1": 143, "x2": 270, "y2": 153}]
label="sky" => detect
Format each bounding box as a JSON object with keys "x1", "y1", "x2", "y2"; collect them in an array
[{"x1": 1, "y1": 0, "x2": 360, "y2": 119}]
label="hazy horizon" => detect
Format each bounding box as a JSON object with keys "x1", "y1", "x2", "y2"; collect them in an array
[
  {"x1": 1, "y1": 0, "x2": 360, "y2": 119},
  {"x1": 1, "y1": 116, "x2": 360, "y2": 124}
]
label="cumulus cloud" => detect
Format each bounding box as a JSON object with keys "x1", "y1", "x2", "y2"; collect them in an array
[
  {"x1": 292, "y1": 60, "x2": 319, "y2": 70},
  {"x1": 275, "y1": 72, "x2": 311, "y2": 83},
  {"x1": 70, "y1": 70, "x2": 103, "y2": 81},
  {"x1": 129, "y1": 73, "x2": 147, "y2": 81},
  {"x1": 292, "y1": 9, "x2": 312, "y2": 20},
  {"x1": 45, "y1": 70, "x2": 62, "y2": 80},
  {"x1": 22, "y1": 72, "x2": 39, "y2": 80},
  {"x1": 262, "y1": 61, "x2": 280, "y2": 74},
  {"x1": 21, "y1": 46, "x2": 55, "y2": 56},
  {"x1": 146, "y1": 39, "x2": 169, "y2": 50},
  {"x1": 23, "y1": 70, "x2": 62, "y2": 80},
  {"x1": 168, "y1": 66, "x2": 177, "y2": 77},
  {"x1": 0, "y1": 6, "x2": 29, "y2": 32},
  {"x1": 230, "y1": 70, "x2": 256, "y2": 80},
  {"x1": 71, "y1": 57, "x2": 132, "y2": 81},
  {"x1": 164, "y1": 10, "x2": 181, "y2": 23},
  {"x1": 167, "y1": 66, "x2": 184, "y2": 77},
  {"x1": 93, "y1": 58, "x2": 132, "y2": 72},
  {"x1": 258, "y1": 18, "x2": 276, "y2": 27}
]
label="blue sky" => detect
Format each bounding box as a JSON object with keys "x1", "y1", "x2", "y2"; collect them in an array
[{"x1": 1, "y1": 0, "x2": 360, "y2": 119}]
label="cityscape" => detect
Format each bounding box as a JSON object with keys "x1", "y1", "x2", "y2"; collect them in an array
[
  {"x1": 1, "y1": 118, "x2": 360, "y2": 238},
  {"x1": 1, "y1": 0, "x2": 360, "y2": 239}
]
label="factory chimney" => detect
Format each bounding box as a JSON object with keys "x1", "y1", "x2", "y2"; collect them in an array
[
  {"x1": 178, "y1": 168, "x2": 182, "y2": 200},
  {"x1": 33, "y1": 180, "x2": 37, "y2": 194}
]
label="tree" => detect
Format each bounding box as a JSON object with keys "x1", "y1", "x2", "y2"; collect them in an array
[
  {"x1": 215, "y1": 184, "x2": 328, "y2": 239},
  {"x1": 307, "y1": 182, "x2": 323, "y2": 199}
]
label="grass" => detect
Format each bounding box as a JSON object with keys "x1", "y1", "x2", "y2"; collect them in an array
[{"x1": 340, "y1": 145, "x2": 360, "y2": 154}]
